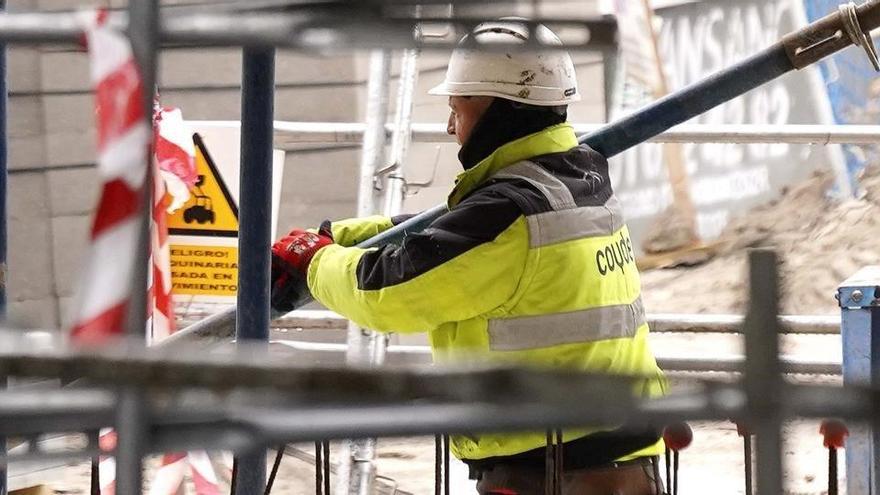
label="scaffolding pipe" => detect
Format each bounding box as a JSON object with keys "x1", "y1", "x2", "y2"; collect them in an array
[
  {"x1": 0, "y1": 344, "x2": 849, "y2": 410},
  {"x1": 744, "y1": 251, "x2": 784, "y2": 495},
  {"x1": 0, "y1": 382, "x2": 875, "y2": 463},
  {"x1": 0, "y1": 1, "x2": 5, "y2": 323},
  {"x1": 0, "y1": 11, "x2": 616, "y2": 51},
  {"x1": 114, "y1": 0, "x2": 161, "y2": 492},
  {"x1": 236, "y1": 47, "x2": 276, "y2": 345},
  {"x1": 0, "y1": 0, "x2": 7, "y2": 491},
  {"x1": 338, "y1": 46, "x2": 422, "y2": 495},
  {"x1": 353, "y1": 50, "x2": 391, "y2": 221},
  {"x1": 0, "y1": 360, "x2": 874, "y2": 451},
  {"x1": 171, "y1": 1, "x2": 880, "y2": 345},
  {"x1": 340, "y1": 48, "x2": 392, "y2": 495},
  {"x1": 167, "y1": 299, "x2": 842, "y2": 349},
  {"x1": 262, "y1": 122, "x2": 880, "y2": 146},
  {"x1": 234, "y1": 46, "x2": 276, "y2": 495},
  {"x1": 260, "y1": 311, "x2": 842, "y2": 335},
  {"x1": 381, "y1": 48, "x2": 420, "y2": 216},
  {"x1": 271, "y1": 340, "x2": 842, "y2": 376},
  {"x1": 648, "y1": 313, "x2": 840, "y2": 335},
  {"x1": 176, "y1": 309, "x2": 841, "y2": 335}
]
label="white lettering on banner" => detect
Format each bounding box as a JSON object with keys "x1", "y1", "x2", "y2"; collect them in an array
[
  {"x1": 616, "y1": 184, "x2": 673, "y2": 219},
  {"x1": 612, "y1": 0, "x2": 828, "y2": 238},
  {"x1": 690, "y1": 166, "x2": 771, "y2": 206},
  {"x1": 609, "y1": 140, "x2": 665, "y2": 191},
  {"x1": 660, "y1": 2, "x2": 792, "y2": 177}
]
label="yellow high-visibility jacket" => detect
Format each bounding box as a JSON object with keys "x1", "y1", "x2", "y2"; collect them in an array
[{"x1": 308, "y1": 123, "x2": 667, "y2": 461}]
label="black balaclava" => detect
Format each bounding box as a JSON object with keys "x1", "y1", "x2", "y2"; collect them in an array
[{"x1": 457, "y1": 97, "x2": 567, "y2": 170}]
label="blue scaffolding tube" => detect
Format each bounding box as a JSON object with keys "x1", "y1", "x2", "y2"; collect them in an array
[{"x1": 233, "y1": 46, "x2": 276, "y2": 495}]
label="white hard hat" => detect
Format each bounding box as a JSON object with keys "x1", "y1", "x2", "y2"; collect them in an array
[{"x1": 429, "y1": 20, "x2": 580, "y2": 106}]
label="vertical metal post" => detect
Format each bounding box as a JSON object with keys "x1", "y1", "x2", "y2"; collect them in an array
[
  {"x1": 743, "y1": 250, "x2": 784, "y2": 495},
  {"x1": 234, "y1": 46, "x2": 276, "y2": 495},
  {"x1": 0, "y1": 0, "x2": 6, "y2": 321},
  {"x1": 0, "y1": 0, "x2": 7, "y2": 492},
  {"x1": 838, "y1": 266, "x2": 880, "y2": 495},
  {"x1": 601, "y1": 47, "x2": 620, "y2": 123},
  {"x1": 382, "y1": 47, "x2": 420, "y2": 216},
  {"x1": 338, "y1": 49, "x2": 392, "y2": 495},
  {"x1": 354, "y1": 50, "x2": 391, "y2": 220},
  {"x1": 116, "y1": 1, "x2": 160, "y2": 493}
]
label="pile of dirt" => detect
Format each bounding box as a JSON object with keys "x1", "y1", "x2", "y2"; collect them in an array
[{"x1": 640, "y1": 165, "x2": 880, "y2": 315}]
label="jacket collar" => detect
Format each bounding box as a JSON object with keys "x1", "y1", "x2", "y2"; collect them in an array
[{"x1": 447, "y1": 123, "x2": 579, "y2": 207}]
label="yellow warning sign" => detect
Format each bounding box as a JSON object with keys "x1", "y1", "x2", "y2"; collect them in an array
[
  {"x1": 170, "y1": 244, "x2": 238, "y2": 297},
  {"x1": 168, "y1": 134, "x2": 239, "y2": 238}
]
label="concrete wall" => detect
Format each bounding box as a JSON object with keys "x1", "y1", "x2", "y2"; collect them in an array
[{"x1": 5, "y1": 0, "x2": 604, "y2": 329}]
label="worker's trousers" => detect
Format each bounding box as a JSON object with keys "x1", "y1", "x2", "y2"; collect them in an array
[{"x1": 474, "y1": 457, "x2": 661, "y2": 495}]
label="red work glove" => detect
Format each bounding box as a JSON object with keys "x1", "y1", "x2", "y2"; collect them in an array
[
  {"x1": 270, "y1": 221, "x2": 334, "y2": 312},
  {"x1": 272, "y1": 223, "x2": 334, "y2": 275}
]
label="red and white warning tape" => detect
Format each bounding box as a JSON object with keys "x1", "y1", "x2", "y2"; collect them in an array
[
  {"x1": 68, "y1": 9, "x2": 149, "y2": 344},
  {"x1": 71, "y1": 11, "x2": 222, "y2": 494},
  {"x1": 149, "y1": 108, "x2": 222, "y2": 495},
  {"x1": 150, "y1": 104, "x2": 197, "y2": 343},
  {"x1": 149, "y1": 155, "x2": 175, "y2": 343},
  {"x1": 98, "y1": 428, "x2": 118, "y2": 495}
]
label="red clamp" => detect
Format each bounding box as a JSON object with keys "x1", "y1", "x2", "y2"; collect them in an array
[
  {"x1": 820, "y1": 419, "x2": 849, "y2": 449},
  {"x1": 663, "y1": 422, "x2": 694, "y2": 452}
]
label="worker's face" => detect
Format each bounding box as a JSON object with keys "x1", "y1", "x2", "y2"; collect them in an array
[{"x1": 447, "y1": 96, "x2": 493, "y2": 146}]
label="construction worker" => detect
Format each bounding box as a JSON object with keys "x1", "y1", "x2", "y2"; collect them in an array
[{"x1": 271, "y1": 20, "x2": 667, "y2": 495}]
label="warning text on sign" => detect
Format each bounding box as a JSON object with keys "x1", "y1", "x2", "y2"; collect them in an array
[{"x1": 171, "y1": 244, "x2": 238, "y2": 297}]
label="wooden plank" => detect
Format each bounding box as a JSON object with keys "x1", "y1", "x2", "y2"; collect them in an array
[{"x1": 636, "y1": 241, "x2": 722, "y2": 271}]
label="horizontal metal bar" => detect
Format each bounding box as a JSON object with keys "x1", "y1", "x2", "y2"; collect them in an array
[
  {"x1": 657, "y1": 356, "x2": 841, "y2": 376},
  {"x1": 196, "y1": 309, "x2": 839, "y2": 335},
  {"x1": 0, "y1": 380, "x2": 875, "y2": 462},
  {"x1": 152, "y1": 387, "x2": 869, "y2": 449},
  {"x1": 631, "y1": 124, "x2": 880, "y2": 145},
  {"x1": 5, "y1": 329, "x2": 840, "y2": 381},
  {"x1": 272, "y1": 339, "x2": 843, "y2": 375},
  {"x1": 0, "y1": 337, "x2": 641, "y2": 404},
  {"x1": 0, "y1": 388, "x2": 115, "y2": 435},
  {"x1": 226, "y1": 121, "x2": 880, "y2": 145},
  {"x1": 648, "y1": 313, "x2": 840, "y2": 335},
  {"x1": 0, "y1": 11, "x2": 615, "y2": 50}
]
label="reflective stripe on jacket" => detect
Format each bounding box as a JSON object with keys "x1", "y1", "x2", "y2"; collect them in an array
[{"x1": 307, "y1": 123, "x2": 667, "y2": 460}]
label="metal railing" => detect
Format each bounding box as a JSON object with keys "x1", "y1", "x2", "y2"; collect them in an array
[
  {"x1": 187, "y1": 120, "x2": 880, "y2": 146},
  {"x1": 241, "y1": 309, "x2": 841, "y2": 335}
]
